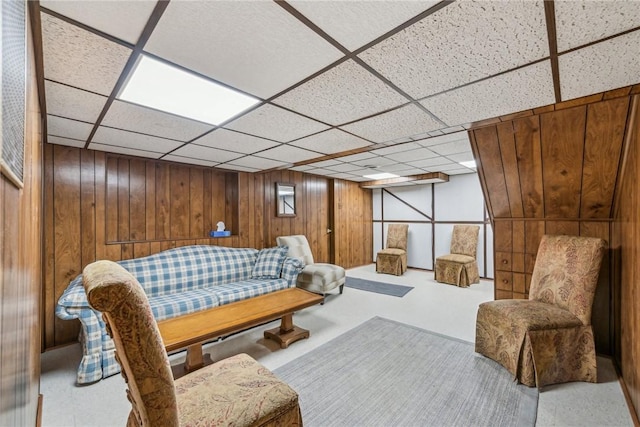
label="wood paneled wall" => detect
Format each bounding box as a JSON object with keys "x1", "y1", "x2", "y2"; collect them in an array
[
  {"x1": 612, "y1": 94, "x2": 640, "y2": 421},
  {"x1": 43, "y1": 150, "x2": 373, "y2": 349},
  {"x1": 334, "y1": 179, "x2": 373, "y2": 269},
  {"x1": 0, "y1": 14, "x2": 42, "y2": 426},
  {"x1": 470, "y1": 93, "x2": 632, "y2": 355}
]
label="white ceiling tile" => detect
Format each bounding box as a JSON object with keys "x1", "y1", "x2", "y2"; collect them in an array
[
  {"x1": 93, "y1": 127, "x2": 182, "y2": 154},
  {"x1": 396, "y1": 168, "x2": 427, "y2": 176},
  {"x1": 326, "y1": 163, "x2": 362, "y2": 173},
  {"x1": 88, "y1": 143, "x2": 161, "y2": 159},
  {"x1": 329, "y1": 173, "x2": 358, "y2": 180},
  {"x1": 47, "y1": 115, "x2": 93, "y2": 141},
  {"x1": 417, "y1": 130, "x2": 469, "y2": 147},
  {"x1": 228, "y1": 156, "x2": 288, "y2": 170},
  {"x1": 385, "y1": 148, "x2": 438, "y2": 163},
  {"x1": 162, "y1": 155, "x2": 217, "y2": 168},
  {"x1": 559, "y1": 31, "x2": 640, "y2": 101},
  {"x1": 371, "y1": 142, "x2": 422, "y2": 156},
  {"x1": 289, "y1": 1, "x2": 437, "y2": 51},
  {"x1": 341, "y1": 104, "x2": 441, "y2": 143},
  {"x1": 47, "y1": 135, "x2": 85, "y2": 148},
  {"x1": 359, "y1": 1, "x2": 548, "y2": 98},
  {"x1": 306, "y1": 168, "x2": 335, "y2": 176},
  {"x1": 224, "y1": 104, "x2": 329, "y2": 142},
  {"x1": 555, "y1": 1, "x2": 640, "y2": 52},
  {"x1": 421, "y1": 61, "x2": 555, "y2": 126},
  {"x1": 291, "y1": 129, "x2": 372, "y2": 154},
  {"x1": 429, "y1": 140, "x2": 472, "y2": 156},
  {"x1": 41, "y1": 13, "x2": 132, "y2": 96},
  {"x1": 256, "y1": 145, "x2": 321, "y2": 163},
  {"x1": 436, "y1": 163, "x2": 470, "y2": 172},
  {"x1": 377, "y1": 163, "x2": 416, "y2": 173},
  {"x1": 309, "y1": 159, "x2": 342, "y2": 168},
  {"x1": 214, "y1": 163, "x2": 260, "y2": 173},
  {"x1": 45, "y1": 80, "x2": 107, "y2": 123},
  {"x1": 336, "y1": 152, "x2": 377, "y2": 163},
  {"x1": 171, "y1": 145, "x2": 242, "y2": 163},
  {"x1": 349, "y1": 176, "x2": 370, "y2": 182},
  {"x1": 193, "y1": 129, "x2": 279, "y2": 154},
  {"x1": 351, "y1": 156, "x2": 397, "y2": 168},
  {"x1": 102, "y1": 101, "x2": 213, "y2": 142},
  {"x1": 40, "y1": 0, "x2": 156, "y2": 44},
  {"x1": 406, "y1": 156, "x2": 453, "y2": 169},
  {"x1": 273, "y1": 59, "x2": 407, "y2": 125},
  {"x1": 447, "y1": 168, "x2": 476, "y2": 176},
  {"x1": 448, "y1": 152, "x2": 476, "y2": 163},
  {"x1": 145, "y1": 1, "x2": 342, "y2": 99},
  {"x1": 441, "y1": 125, "x2": 466, "y2": 134}
]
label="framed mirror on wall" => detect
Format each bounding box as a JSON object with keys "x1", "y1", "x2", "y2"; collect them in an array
[{"x1": 276, "y1": 182, "x2": 296, "y2": 217}]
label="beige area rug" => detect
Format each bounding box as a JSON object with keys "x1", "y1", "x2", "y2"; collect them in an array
[{"x1": 275, "y1": 316, "x2": 538, "y2": 427}]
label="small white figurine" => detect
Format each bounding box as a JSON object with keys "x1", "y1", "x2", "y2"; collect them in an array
[{"x1": 216, "y1": 221, "x2": 225, "y2": 232}]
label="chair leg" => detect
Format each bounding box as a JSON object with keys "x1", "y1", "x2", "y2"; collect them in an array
[{"x1": 339, "y1": 284, "x2": 344, "y2": 294}]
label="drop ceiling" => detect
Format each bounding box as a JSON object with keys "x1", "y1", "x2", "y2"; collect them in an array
[{"x1": 38, "y1": 0, "x2": 640, "y2": 182}]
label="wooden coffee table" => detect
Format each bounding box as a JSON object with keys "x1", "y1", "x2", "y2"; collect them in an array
[{"x1": 157, "y1": 288, "x2": 323, "y2": 374}]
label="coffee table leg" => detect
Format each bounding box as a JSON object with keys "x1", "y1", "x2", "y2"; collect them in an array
[
  {"x1": 185, "y1": 344, "x2": 204, "y2": 372},
  {"x1": 264, "y1": 313, "x2": 310, "y2": 349}
]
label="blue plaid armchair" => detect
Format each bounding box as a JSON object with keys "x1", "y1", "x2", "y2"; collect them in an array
[{"x1": 56, "y1": 245, "x2": 303, "y2": 384}]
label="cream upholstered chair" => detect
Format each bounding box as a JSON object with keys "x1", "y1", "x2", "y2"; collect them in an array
[
  {"x1": 434, "y1": 225, "x2": 480, "y2": 287},
  {"x1": 276, "y1": 235, "x2": 345, "y2": 301},
  {"x1": 82, "y1": 260, "x2": 302, "y2": 427},
  {"x1": 376, "y1": 224, "x2": 409, "y2": 275},
  {"x1": 475, "y1": 235, "x2": 606, "y2": 387}
]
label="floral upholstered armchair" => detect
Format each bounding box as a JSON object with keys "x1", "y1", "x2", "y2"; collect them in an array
[
  {"x1": 83, "y1": 260, "x2": 302, "y2": 427},
  {"x1": 434, "y1": 225, "x2": 480, "y2": 287},
  {"x1": 376, "y1": 224, "x2": 409, "y2": 275},
  {"x1": 475, "y1": 234, "x2": 606, "y2": 388}
]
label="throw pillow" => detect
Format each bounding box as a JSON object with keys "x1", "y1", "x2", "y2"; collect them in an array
[{"x1": 251, "y1": 245, "x2": 288, "y2": 279}]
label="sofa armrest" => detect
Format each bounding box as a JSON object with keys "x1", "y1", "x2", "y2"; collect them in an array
[
  {"x1": 281, "y1": 257, "x2": 305, "y2": 287},
  {"x1": 57, "y1": 274, "x2": 90, "y2": 310}
]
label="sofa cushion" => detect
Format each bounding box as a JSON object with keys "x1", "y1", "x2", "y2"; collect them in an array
[
  {"x1": 149, "y1": 288, "x2": 220, "y2": 321},
  {"x1": 251, "y1": 246, "x2": 288, "y2": 279},
  {"x1": 214, "y1": 279, "x2": 290, "y2": 305}
]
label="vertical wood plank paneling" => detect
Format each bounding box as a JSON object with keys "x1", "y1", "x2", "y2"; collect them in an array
[
  {"x1": 473, "y1": 92, "x2": 634, "y2": 359},
  {"x1": 44, "y1": 151, "x2": 373, "y2": 351},
  {"x1": 94, "y1": 152, "x2": 107, "y2": 260},
  {"x1": 514, "y1": 115, "x2": 545, "y2": 217},
  {"x1": 43, "y1": 143, "x2": 55, "y2": 347},
  {"x1": 1, "y1": 20, "x2": 43, "y2": 421},
  {"x1": 540, "y1": 106, "x2": 586, "y2": 218},
  {"x1": 202, "y1": 169, "x2": 212, "y2": 237},
  {"x1": 170, "y1": 165, "x2": 190, "y2": 238},
  {"x1": 155, "y1": 162, "x2": 170, "y2": 240},
  {"x1": 129, "y1": 159, "x2": 146, "y2": 241},
  {"x1": 496, "y1": 122, "x2": 524, "y2": 217},
  {"x1": 145, "y1": 160, "x2": 156, "y2": 241},
  {"x1": 105, "y1": 156, "x2": 118, "y2": 243},
  {"x1": 210, "y1": 171, "x2": 226, "y2": 230},
  {"x1": 189, "y1": 168, "x2": 204, "y2": 238},
  {"x1": 117, "y1": 158, "x2": 130, "y2": 242},
  {"x1": 581, "y1": 98, "x2": 629, "y2": 218},
  {"x1": 80, "y1": 150, "x2": 96, "y2": 267},
  {"x1": 614, "y1": 95, "x2": 640, "y2": 420},
  {"x1": 53, "y1": 146, "x2": 82, "y2": 344},
  {"x1": 473, "y1": 126, "x2": 511, "y2": 217}
]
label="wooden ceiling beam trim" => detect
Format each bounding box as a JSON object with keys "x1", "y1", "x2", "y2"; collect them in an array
[{"x1": 543, "y1": 0, "x2": 562, "y2": 103}]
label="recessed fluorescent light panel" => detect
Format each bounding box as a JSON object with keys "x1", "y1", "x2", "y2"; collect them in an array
[
  {"x1": 119, "y1": 55, "x2": 260, "y2": 125},
  {"x1": 363, "y1": 172, "x2": 399, "y2": 180},
  {"x1": 460, "y1": 160, "x2": 477, "y2": 168}
]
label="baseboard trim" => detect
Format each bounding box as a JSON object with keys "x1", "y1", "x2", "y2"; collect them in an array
[
  {"x1": 36, "y1": 394, "x2": 43, "y2": 427},
  {"x1": 614, "y1": 359, "x2": 640, "y2": 426}
]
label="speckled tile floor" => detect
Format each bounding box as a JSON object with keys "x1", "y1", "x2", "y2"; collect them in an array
[{"x1": 41, "y1": 265, "x2": 634, "y2": 427}]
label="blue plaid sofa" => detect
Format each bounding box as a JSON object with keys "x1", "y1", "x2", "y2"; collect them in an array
[{"x1": 56, "y1": 244, "x2": 303, "y2": 384}]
